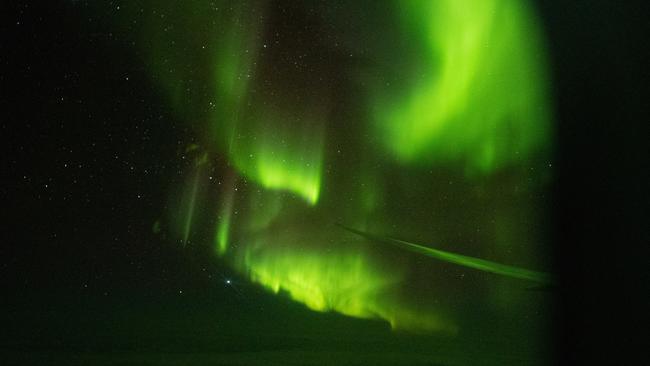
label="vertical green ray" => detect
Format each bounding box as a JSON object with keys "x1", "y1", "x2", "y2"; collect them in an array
[
  {"x1": 182, "y1": 169, "x2": 200, "y2": 246},
  {"x1": 215, "y1": 175, "x2": 237, "y2": 256}
]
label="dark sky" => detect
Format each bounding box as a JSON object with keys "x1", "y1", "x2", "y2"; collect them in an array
[
  {"x1": 1, "y1": 1, "x2": 648, "y2": 365},
  {"x1": 2, "y1": 1, "x2": 198, "y2": 296}
]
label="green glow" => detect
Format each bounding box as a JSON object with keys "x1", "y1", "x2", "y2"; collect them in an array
[
  {"x1": 216, "y1": 208, "x2": 232, "y2": 256},
  {"x1": 152, "y1": 220, "x2": 161, "y2": 234},
  {"x1": 202, "y1": 3, "x2": 327, "y2": 204},
  {"x1": 209, "y1": 6, "x2": 263, "y2": 153},
  {"x1": 112, "y1": 1, "x2": 324, "y2": 203},
  {"x1": 244, "y1": 189, "x2": 285, "y2": 232},
  {"x1": 238, "y1": 238, "x2": 456, "y2": 333},
  {"x1": 371, "y1": 0, "x2": 551, "y2": 173},
  {"x1": 230, "y1": 110, "x2": 325, "y2": 205},
  {"x1": 341, "y1": 225, "x2": 553, "y2": 284},
  {"x1": 108, "y1": 0, "x2": 553, "y2": 338}
]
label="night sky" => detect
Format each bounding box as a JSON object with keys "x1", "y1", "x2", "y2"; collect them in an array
[{"x1": 2, "y1": 1, "x2": 648, "y2": 365}]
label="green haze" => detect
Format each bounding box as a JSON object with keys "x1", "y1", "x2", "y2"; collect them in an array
[
  {"x1": 107, "y1": 0, "x2": 553, "y2": 335},
  {"x1": 370, "y1": 0, "x2": 551, "y2": 174}
]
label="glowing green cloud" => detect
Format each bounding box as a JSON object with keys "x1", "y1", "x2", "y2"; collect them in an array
[
  {"x1": 237, "y1": 235, "x2": 456, "y2": 333},
  {"x1": 371, "y1": 0, "x2": 551, "y2": 174}
]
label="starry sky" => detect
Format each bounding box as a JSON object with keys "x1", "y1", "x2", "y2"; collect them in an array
[{"x1": 1, "y1": 1, "x2": 648, "y2": 365}]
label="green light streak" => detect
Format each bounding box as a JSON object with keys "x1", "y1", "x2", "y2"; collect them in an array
[
  {"x1": 215, "y1": 176, "x2": 236, "y2": 256},
  {"x1": 216, "y1": 209, "x2": 232, "y2": 256},
  {"x1": 182, "y1": 169, "x2": 201, "y2": 247},
  {"x1": 340, "y1": 225, "x2": 553, "y2": 284},
  {"x1": 371, "y1": 0, "x2": 551, "y2": 174}
]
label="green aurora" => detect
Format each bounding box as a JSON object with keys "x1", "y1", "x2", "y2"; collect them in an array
[
  {"x1": 109, "y1": 0, "x2": 553, "y2": 334},
  {"x1": 235, "y1": 229, "x2": 457, "y2": 333},
  {"x1": 369, "y1": 0, "x2": 551, "y2": 174}
]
